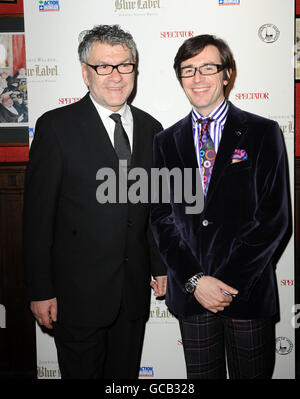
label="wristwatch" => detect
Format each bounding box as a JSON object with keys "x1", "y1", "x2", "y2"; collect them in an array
[{"x1": 185, "y1": 272, "x2": 205, "y2": 293}]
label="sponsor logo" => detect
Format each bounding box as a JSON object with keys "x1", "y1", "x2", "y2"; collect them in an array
[
  {"x1": 258, "y1": 24, "x2": 280, "y2": 43},
  {"x1": 37, "y1": 366, "x2": 61, "y2": 378},
  {"x1": 148, "y1": 294, "x2": 176, "y2": 324},
  {"x1": 149, "y1": 305, "x2": 176, "y2": 322},
  {"x1": 58, "y1": 97, "x2": 81, "y2": 105},
  {"x1": 235, "y1": 92, "x2": 269, "y2": 100},
  {"x1": 27, "y1": 64, "x2": 58, "y2": 78},
  {"x1": 26, "y1": 58, "x2": 59, "y2": 83},
  {"x1": 39, "y1": 0, "x2": 60, "y2": 12},
  {"x1": 219, "y1": 0, "x2": 240, "y2": 5},
  {"x1": 279, "y1": 121, "x2": 294, "y2": 136},
  {"x1": 115, "y1": 0, "x2": 160, "y2": 10},
  {"x1": 281, "y1": 279, "x2": 294, "y2": 286},
  {"x1": 37, "y1": 360, "x2": 61, "y2": 379},
  {"x1": 29, "y1": 128, "x2": 35, "y2": 147},
  {"x1": 139, "y1": 366, "x2": 154, "y2": 377},
  {"x1": 267, "y1": 114, "x2": 294, "y2": 138},
  {"x1": 276, "y1": 337, "x2": 293, "y2": 355},
  {"x1": 0, "y1": 304, "x2": 6, "y2": 328},
  {"x1": 160, "y1": 31, "x2": 194, "y2": 39}
]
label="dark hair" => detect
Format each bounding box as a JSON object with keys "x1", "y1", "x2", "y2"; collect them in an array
[
  {"x1": 173, "y1": 34, "x2": 235, "y2": 82},
  {"x1": 78, "y1": 24, "x2": 137, "y2": 63}
]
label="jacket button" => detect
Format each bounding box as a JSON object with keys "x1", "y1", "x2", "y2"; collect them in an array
[
  {"x1": 127, "y1": 219, "x2": 133, "y2": 227},
  {"x1": 202, "y1": 219, "x2": 209, "y2": 226}
]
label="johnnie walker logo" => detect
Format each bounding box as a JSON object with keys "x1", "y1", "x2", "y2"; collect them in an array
[{"x1": 115, "y1": 0, "x2": 161, "y2": 11}]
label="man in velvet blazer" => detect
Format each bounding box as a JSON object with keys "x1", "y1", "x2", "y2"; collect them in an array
[
  {"x1": 23, "y1": 24, "x2": 166, "y2": 379},
  {"x1": 151, "y1": 34, "x2": 289, "y2": 379}
]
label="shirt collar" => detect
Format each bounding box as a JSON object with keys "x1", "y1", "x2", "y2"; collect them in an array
[
  {"x1": 89, "y1": 93, "x2": 131, "y2": 123},
  {"x1": 192, "y1": 98, "x2": 228, "y2": 126}
]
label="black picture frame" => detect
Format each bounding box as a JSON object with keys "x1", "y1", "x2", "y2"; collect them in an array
[{"x1": 0, "y1": 15, "x2": 27, "y2": 146}]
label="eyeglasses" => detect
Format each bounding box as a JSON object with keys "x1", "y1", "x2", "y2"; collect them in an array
[
  {"x1": 179, "y1": 64, "x2": 225, "y2": 78},
  {"x1": 85, "y1": 63, "x2": 135, "y2": 75}
]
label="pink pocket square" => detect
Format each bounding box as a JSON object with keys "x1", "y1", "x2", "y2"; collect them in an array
[{"x1": 232, "y1": 149, "x2": 248, "y2": 163}]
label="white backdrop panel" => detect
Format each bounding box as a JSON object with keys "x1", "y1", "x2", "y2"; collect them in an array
[{"x1": 24, "y1": 0, "x2": 294, "y2": 379}]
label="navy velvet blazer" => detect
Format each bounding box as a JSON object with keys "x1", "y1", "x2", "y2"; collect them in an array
[{"x1": 151, "y1": 101, "x2": 289, "y2": 319}]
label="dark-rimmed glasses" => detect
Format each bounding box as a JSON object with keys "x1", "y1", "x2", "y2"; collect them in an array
[
  {"x1": 179, "y1": 64, "x2": 225, "y2": 78},
  {"x1": 85, "y1": 63, "x2": 135, "y2": 75}
]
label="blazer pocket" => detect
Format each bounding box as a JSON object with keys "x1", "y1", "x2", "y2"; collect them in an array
[{"x1": 223, "y1": 160, "x2": 252, "y2": 175}]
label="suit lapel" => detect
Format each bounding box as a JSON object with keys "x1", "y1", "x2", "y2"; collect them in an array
[
  {"x1": 173, "y1": 113, "x2": 199, "y2": 170},
  {"x1": 77, "y1": 93, "x2": 120, "y2": 169},
  {"x1": 205, "y1": 101, "x2": 248, "y2": 205},
  {"x1": 130, "y1": 106, "x2": 144, "y2": 168}
]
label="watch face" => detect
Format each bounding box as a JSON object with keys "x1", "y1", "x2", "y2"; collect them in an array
[{"x1": 185, "y1": 282, "x2": 195, "y2": 293}]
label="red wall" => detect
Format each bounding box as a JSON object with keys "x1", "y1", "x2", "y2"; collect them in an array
[
  {"x1": 0, "y1": 0, "x2": 23, "y2": 15},
  {"x1": 0, "y1": 147, "x2": 28, "y2": 162}
]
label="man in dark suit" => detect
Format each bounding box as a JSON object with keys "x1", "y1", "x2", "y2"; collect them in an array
[
  {"x1": 0, "y1": 92, "x2": 25, "y2": 123},
  {"x1": 151, "y1": 34, "x2": 288, "y2": 379},
  {"x1": 23, "y1": 24, "x2": 166, "y2": 379}
]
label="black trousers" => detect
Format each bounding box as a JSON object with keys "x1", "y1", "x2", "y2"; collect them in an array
[
  {"x1": 179, "y1": 312, "x2": 275, "y2": 379},
  {"x1": 53, "y1": 306, "x2": 146, "y2": 379}
]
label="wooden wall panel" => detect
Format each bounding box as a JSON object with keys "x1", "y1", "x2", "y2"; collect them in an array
[{"x1": 0, "y1": 163, "x2": 36, "y2": 378}]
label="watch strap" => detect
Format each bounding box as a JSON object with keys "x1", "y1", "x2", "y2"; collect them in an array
[{"x1": 185, "y1": 272, "x2": 205, "y2": 293}]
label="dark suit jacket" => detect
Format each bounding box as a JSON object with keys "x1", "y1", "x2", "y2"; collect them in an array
[
  {"x1": 23, "y1": 93, "x2": 166, "y2": 327},
  {"x1": 151, "y1": 101, "x2": 289, "y2": 319},
  {"x1": 0, "y1": 103, "x2": 18, "y2": 123}
]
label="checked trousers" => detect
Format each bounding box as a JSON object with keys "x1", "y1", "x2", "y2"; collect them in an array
[{"x1": 179, "y1": 312, "x2": 275, "y2": 379}]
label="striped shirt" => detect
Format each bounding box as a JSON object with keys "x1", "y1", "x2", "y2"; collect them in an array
[{"x1": 192, "y1": 99, "x2": 229, "y2": 169}]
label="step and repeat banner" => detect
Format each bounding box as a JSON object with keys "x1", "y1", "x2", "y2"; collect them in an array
[{"x1": 23, "y1": 0, "x2": 295, "y2": 379}]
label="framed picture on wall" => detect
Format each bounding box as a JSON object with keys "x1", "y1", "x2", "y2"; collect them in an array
[
  {"x1": 0, "y1": 8, "x2": 27, "y2": 148},
  {"x1": 0, "y1": 35, "x2": 9, "y2": 68},
  {"x1": 296, "y1": 15, "x2": 300, "y2": 81},
  {"x1": 0, "y1": 33, "x2": 28, "y2": 127}
]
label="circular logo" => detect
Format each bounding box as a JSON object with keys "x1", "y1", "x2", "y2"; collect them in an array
[
  {"x1": 258, "y1": 24, "x2": 280, "y2": 43},
  {"x1": 276, "y1": 337, "x2": 293, "y2": 355}
]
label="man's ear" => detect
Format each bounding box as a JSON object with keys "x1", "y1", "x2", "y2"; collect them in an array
[
  {"x1": 81, "y1": 63, "x2": 89, "y2": 87},
  {"x1": 223, "y1": 68, "x2": 232, "y2": 86}
]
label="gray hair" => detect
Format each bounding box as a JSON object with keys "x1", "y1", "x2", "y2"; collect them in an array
[{"x1": 78, "y1": 24, "x2": 137, "y2": 63}]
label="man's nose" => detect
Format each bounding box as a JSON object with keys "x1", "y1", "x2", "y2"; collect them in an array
[
  {"x1": 193, "y1": 69, "x2": 205, "y2": 82},
  {"x1": 110, "y1": 67, "x2": 122, "y2": 81}
]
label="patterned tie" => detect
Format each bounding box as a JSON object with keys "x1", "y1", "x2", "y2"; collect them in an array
[
  {"x1": 109, "y1": 113, "x2": 131, "y2": 165},
  {"x1": 198, "y1": 117, "x2": 215, "y2": 195}
]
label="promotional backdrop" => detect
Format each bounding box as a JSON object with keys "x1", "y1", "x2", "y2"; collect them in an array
[{"x1": 23, "y1": 0, "x2": 295, "y2": 379}]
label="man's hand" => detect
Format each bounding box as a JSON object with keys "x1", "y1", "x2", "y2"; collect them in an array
[
  {"x1": 30, "y1": 298, "x2": 57, "y2": 329},
  {"x1": 150, "y1": 275, "x2": 167, "y2": 297},
  {"x1": 194, "y1": 276, "x2": 238, "y2": 313}
]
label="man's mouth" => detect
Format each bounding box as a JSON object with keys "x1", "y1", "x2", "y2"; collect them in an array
[
  {"x1": 107, "y1": 87, "x2": 123, "y2": 91},
  {"x1": 192, "y1": 87, "x2": 210, "y2": 93}
]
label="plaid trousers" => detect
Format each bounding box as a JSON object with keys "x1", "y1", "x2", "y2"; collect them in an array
[{"x1": 179, "y1": 312, "x2": 275, "y2": 379}]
